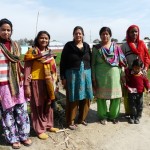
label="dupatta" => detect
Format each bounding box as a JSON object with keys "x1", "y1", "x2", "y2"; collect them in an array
[
  {"x1": 24, "y1": 47, "x2": 57, "y2": 100},
  {"x1": 100, "y1": 42, "x2": 127, "y2": 67},
  {"x1": 0, "y1": 41, "x2": 23, "y2": 96}
]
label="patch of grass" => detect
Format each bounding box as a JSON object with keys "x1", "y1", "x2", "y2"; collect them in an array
[
  {"x1": 55, "y1": 52, "x2": 61, "y2": 66},
  {"x1": 147, "y1": 70, "x2": 150, "y2": 80}
]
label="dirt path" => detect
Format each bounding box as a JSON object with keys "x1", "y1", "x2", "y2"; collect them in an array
[{"x1": 0, "y1": 96, "x2": 150, "y2": 150}]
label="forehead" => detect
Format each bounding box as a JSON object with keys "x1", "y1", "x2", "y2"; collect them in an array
[
  {"x1": 39, "y1": 33, "x2": 49, "y2": 38},
  {"x1": 101, "y1": 31, "x2": 110, "y2": 35},
  {"x1": 74, "y1": 29, "x2": 83, "y2": 34},
  {"x1": 129, "y1": 27, "x2": 138, "y2": 32},
  {"x1": 0, "y1": 23, "x2": 11, "y2": 29}
]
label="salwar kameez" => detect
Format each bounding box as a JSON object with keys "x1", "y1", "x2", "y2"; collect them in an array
[
  {"x1": 92, "y1": 42, "x2": 127, "y2": 121},
  {"x1": 65, "y1": 62, "x2": 93, "y2": 126},
  {"x1": 24, "y1": 47, "x2": 58, "y2": 137}
]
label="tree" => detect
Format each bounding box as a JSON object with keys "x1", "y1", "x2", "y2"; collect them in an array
[
  {"x1": 16, "y1": 38, "x2": 34, "y2": 46},
  {"x1": 111, "y1": 38, "x2": 118, "y2": 43},
  {"x1": 27, "y1": 39, "x2": 34, "y2": 46},
  {"x1": 122, "y1": 38, "x2": 126, "y2": 42},
  {"x1": 144, "y1": 37, "x2": 150, "y2": 40},
  {"x1": 93, "y1": 39, "x2": 100, "y2": 43}
]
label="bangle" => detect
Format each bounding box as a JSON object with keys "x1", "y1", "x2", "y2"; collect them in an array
[{"x1": 47, "y1": 102, "x2": 51, "y2": 105}]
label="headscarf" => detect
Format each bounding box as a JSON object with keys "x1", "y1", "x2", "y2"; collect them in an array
[
  {"x1": 0, "y1": 41, "x2": 23, "y2": 96},
  {"x1": 126, "y1": 25, "x2": 150, "y2": 66}
]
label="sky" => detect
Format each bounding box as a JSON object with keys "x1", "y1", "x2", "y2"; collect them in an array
[{"x1": 0, "y1": 0, "x2": 150, "y2": 44}]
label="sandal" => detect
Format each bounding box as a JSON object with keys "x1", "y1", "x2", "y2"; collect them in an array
[
  {"x1": 12, "y1": 142, "x2": 21, "y2": 149},
  {"x1": 81, "y1": 121, "x2": 88, "y2": 126},
  {"x1": 38, "y1": 133, "x2": 49, "y2": 140},
  {"x1": 69, "y1": 124, "x2": 78, "y2": 130},
  {"x1": 112, "y1": 119, "x2": 119, "y2": 124},
  {"x1": 21, "y1": 138, "x2": 32, "y2": 147},
  {"x1": 100, "y1": 119, "x2": 107, "y2": 125},
  {"x1": 49, "y1": 127, "x2": 59, "y2": 132}
]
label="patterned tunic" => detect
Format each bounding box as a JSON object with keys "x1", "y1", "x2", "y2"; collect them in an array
[
  {"x1": 66, "y1": 62, "x2": 93, "y2": 102},
  {"x1": 92, "y1": 43, "x2": 124, "y2": 99}
]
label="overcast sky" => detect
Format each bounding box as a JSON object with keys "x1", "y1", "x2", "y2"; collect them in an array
[{"x1": 0, "y1": 0, "x2": 150, "y2": 43}]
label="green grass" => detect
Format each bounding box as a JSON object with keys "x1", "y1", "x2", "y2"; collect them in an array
[
  {"x1": 148, "y1": 70, "x2": 150, "y2": 80},
  {"x1": 55, "y1": 52, "x2": 61, "y2": 66}
]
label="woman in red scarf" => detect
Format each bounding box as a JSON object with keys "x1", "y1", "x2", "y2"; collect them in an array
[{"x1": 121, "y1": 25, "x2": 150, "y2": 118}]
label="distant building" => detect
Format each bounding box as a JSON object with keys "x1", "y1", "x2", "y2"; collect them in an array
[
  {"x1": 143, "y1": 39, "x2": 150, "y2": 49},
  {"x1": 21, "y1": 40, "x2": 64, "y2": 54}
]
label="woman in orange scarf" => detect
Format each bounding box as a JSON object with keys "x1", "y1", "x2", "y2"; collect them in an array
[
  {"x1": 121, "y1": 25, "x2": 150, "y2": 118},
  {"x1": 24, "y1": 31, "x2": 59, "y2": 140}
]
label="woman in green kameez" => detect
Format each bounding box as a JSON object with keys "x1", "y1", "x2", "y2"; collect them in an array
[{"x1": 92, "y1": 27, "x2": 127, "y2": 125}]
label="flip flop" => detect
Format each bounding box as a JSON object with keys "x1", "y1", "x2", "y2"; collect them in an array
[
  {"x1": 81, "y1": 121, "x2": 88, "y2": 126},
  {"x1": 69, "y1": 124, "x2": 78, "y2": 130},
  {"x1": 112, "y1": 119, "x2": 119, "y2": 124},
  {"x1": 12, "y1": 142, "x2": 21, "y2": 149},
  {"x1": 21, "y1": 138, "x2": 32, "y2": 147}
]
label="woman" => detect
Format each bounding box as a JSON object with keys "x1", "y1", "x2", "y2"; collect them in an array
[
  {"x1": 121, "y1": 25, "x2": 150, "y2": 117},
  {"x1": 24, "y1": 31, "x2": 59, "y2": 140},
  {"x1": 60, "y1": 26, "x2": 93, "y2": 130},
  {"x1": 92, "y1": 27, "x2": 127, "y2": 125},
  {"x1": 0, "y1": 18, "x2": 32, "y2": 149}
]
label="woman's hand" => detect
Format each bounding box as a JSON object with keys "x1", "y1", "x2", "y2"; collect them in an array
[
  {"x1": 143, "y1": 68, "x2": 147, "y2": 77},
  {"x1": 24, "y1": 85, "x2": 31, "y2": 98},
  {"x1": 27, "y1": 74, "x2": 32, "y2": 82},
  {"x1": 0, "y1": 95, "x2": 2, "y2": 101},
  {"x1": 92, "y1": 80, "x2": 97, "y2": 90},
  {"x1": 142, "y1": 67, "x2": 148, "y2": 76},
  {"x1": 45, "y1": 100, "x2": 55, "y2": 114}
]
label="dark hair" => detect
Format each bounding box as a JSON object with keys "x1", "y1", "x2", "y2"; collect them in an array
[
  {"x1": 0, "y1": 18, "x2": 13, "y2": 30},
  {"x1": 73, "y1": 26, "x2": 84, "y2": 36},
  {"x1": 132, "y1": 58, "x2": 143, "y2": 68},
  {"x1": 34, "y1": 31, "x2": 50, "y2": 47},
  {"x1": 99, "y1": 27, "x2": 112, "y2": 37}
]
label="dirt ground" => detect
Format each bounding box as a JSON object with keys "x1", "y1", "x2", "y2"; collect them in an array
[{"x1": 0, "y1": 93, "x2": 150, "y2": 150}]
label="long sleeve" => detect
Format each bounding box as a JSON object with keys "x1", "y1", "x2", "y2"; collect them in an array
[
  {"x1": 91, "y1": 46, "x2": 97, "y2": 81},
  {"x1": 60, "y1": 44, "x2": 67, "y2": 80},
  {"x1": 143, "y1": 76, "x2": 150, "y2": 91},
  {"x1": 24, "y1": 61, "x2": 33, "y2": 86},
  {"x1": 143, "y1": 44, "x2": 150, "y2": 68}
]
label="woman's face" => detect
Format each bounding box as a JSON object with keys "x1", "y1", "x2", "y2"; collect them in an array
[
  {"x1": 73, "y1": 29, "x2": 83, "y2": 43},
  {"x1": 100, "y1": 31, "x2": 111, "y2": 43},
  {"x1": 38, "y1": 33, "x2": 50, "y2": 49},
  {"x1": 0, "y1": 23, "x2": 12, "y2": 40},
  {"x1": 128, "y1": 27, "x2": 138, "y2": 42}
]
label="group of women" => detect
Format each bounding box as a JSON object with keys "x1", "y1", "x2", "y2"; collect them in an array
[
  {"x1": 0, "y1": 18, "x2": 149, "y2": 149},
  {"x1": 0, "y1": 18, "x2": 58, "y2": 149}
]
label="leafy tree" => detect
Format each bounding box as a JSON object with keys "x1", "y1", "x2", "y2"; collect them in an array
[
  {"x1": 111, "y1": 38, "x2": 118, "y2": 42},
  {"x1": 122, "y1": 38, "x2": 126, "y2": 42},
  {"x1": 93, "y1": 39, "x2": 100, "y2": 43},
  {"x1": 144, "y1": 37, "x2": 150, "y2": 40}
]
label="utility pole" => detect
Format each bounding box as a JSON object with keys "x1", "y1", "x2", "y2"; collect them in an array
[
  {"x1": 90, "y1": 30, "x2": 91, "y2": 43},
  {"x1": 35, "y1": 11, "x2": 39, "y2": 37}
]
